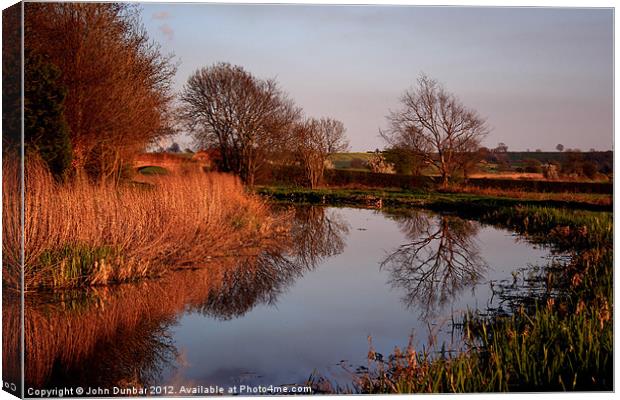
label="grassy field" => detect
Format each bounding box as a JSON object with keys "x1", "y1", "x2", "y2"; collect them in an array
[
  {"x1": 327, "y1": 151, "x2": 612, "y2": 183},
  {"x1": 328, "y1": 152, "x2": 375, "y2": 169}
]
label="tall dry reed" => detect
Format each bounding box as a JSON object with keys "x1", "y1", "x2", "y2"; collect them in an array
[{"x1": 2, "y1": 156, "x2": 288, "y2": 289}]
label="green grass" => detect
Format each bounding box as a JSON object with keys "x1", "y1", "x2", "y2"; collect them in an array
[
  {"x1": 37, "y1": 244, "x2": 118, "y2": 288},
  {"x1": 351, "y1": 287, "x2": 612, "y2": 392},
  {"x1": 328, "y1": 152, "x2": 374, "y2": 169},
  {"x1": 480, "y1": 205, "x2": 612, "y2": 249}
]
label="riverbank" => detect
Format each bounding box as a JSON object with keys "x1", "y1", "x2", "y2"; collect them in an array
[
  {"x1": 359, "y1": 206, "x2": 612, "y2": 392},
  {"x1": 7, "y1": 173, "x2": 612, "y2": 391},
  {"x1": 256, "y1": 185, "x2": 613, "y2": 392},
  {"x1": 2, "y1": 158, "x2": 289, "y2": 290},
  {"x1": 256, "y1": 185, "x2": 612, "y2": 212}
]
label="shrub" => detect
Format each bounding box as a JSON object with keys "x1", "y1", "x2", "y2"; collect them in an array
[
  {"x1": 366, "y1": 151, "x2": 395, "y2": 174},
  {"x1": 582, "y1": 161, "x2": 598, "y2": 179},
  {"x1": 542, "y1": 163, "x2": 560, "y2": 180},
  {"x1": 496, "y1": 160, "x2": 512, "y2": 172},
  {"x1": 324, "y1": 169, "x2": 434, "y2": 190},
  {"x1": 383, "y1": 147, "x2": 425, "y2": 175},
  {"x1": 523, "y1": 159, "x2": 542, "y2": 173},
  {"x1": 24, "y1": 51, "x2": 72, "y2": 180}
]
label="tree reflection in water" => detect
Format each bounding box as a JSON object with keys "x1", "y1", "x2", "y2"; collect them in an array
[
  {"x1": 287, "y1": 205, "x2": 350, "y2": 267},
  {"x1": 382, "y1": 210, "x2": 488, "y2": 319},
  {"x1": 3, "y1": 206, "x2": 349, "y2": 390},
  {"x1": 198, "y1": 206, "x2": 349, "y2": 319}
]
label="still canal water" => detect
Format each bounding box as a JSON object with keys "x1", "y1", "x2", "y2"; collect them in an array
[{"x1": 13, "y1": 206, "x2": 552, "y2": 392}]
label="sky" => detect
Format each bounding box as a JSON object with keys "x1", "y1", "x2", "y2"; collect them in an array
[{"x1": 141, "y1": 4, "x2": 613, "y2": 152}]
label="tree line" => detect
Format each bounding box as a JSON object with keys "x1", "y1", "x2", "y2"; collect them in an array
[
  {"x1": 11, "y1": 3, "x2": 494, "y2": 188},
  {"x1": 143, "y1": 63, "x2": 351, "y2": 188},
  {"x1": 182, "y1": 69, "x2": 489, "y2": 187},
  {"x1": 180, "y1": 62, "x2": 349, "y2": 188}
]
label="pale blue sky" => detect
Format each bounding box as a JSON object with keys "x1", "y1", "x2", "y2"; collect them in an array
[{"x1": 142, "y1": 4, "x2": 613, "y2": 151}]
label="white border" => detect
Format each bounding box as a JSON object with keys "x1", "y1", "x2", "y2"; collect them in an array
[{"x1": 0, "y1": 2, "x2": 615, "y2": 400}]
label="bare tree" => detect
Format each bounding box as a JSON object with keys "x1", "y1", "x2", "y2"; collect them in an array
[
  {"x1": 180, "y1": 63, "x2": 301, "y2": 186},
  {"x1": 295, "y1": 117, "x2": 349, "y2": 188},
  {"x1": 495, "y1": 142, "x2": 508, "y2": 153},
  {"x1": 381, "y1": 74, "x2": 489, "y2": 186}
]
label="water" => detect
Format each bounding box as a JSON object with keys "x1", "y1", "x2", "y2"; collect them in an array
[{"x1": 11, "y1": 206, "x2": 552, "y2": 393}]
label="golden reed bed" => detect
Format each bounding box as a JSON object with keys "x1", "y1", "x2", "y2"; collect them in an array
[{"x1": 2, "y1": 156, "x2": 289, "y2": 290}]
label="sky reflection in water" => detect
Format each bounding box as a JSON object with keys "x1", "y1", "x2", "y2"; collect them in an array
[
  {"x1": 14, "y1": 206, "x2": 551, "y2": 391},
  {"x1": 164, "y1": 206, "x2": 550, "y2": 388}
]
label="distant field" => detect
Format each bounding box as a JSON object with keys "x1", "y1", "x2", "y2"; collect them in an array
[
  {"x1": 331, "y1": 151, "x2": 611, "y2": 164},
  {"x1": 328, "y1": 152, "x2": 374, "y2": 169},
  {"x1": 328, "y1": 152, "x2": 437, "y2": 175},
  {"x1": 328, "y1": 151, "x2": 612, "y2": 182}
]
